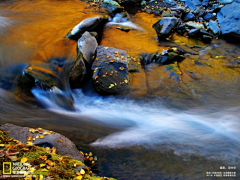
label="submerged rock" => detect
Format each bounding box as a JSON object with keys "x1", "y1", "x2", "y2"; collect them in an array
[
  {"x1": 153, "y1": 17, "x2": 180, "y2": 39},
  {"x1": 0, "y1": 123, "x2": 84, "y2": 161},
  {"x1": 66, "y1": 16, "x2": 108, "y2": 40},
  {"x1": 92, "y1": 46, "x2": 130, "y2": 95}
]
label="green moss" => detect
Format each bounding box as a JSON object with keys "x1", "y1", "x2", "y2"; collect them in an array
[{"x1": 0, "y1": 130, "x2": 116, "y2": 180}]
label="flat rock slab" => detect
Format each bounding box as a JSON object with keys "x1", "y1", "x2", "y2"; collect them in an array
[{"x1": 0, "y1": 123, "x2": 84, "y2": 162}]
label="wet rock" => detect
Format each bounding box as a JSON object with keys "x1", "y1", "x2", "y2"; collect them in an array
[
  {"x1": 209, "y1": 20, "x2": 221, "y2": 35},
  {"x1": 77, "y1": 31, "x2": 98, "y2": 65},
  {"x1": 188, "y1": 28, "x2": 200, "y2": 36},
  {"x1": 101, "y1": 0, "x2": 122, "y2": 12},
  {"x1": 66, "y1": 16, "x2": 108, "y2": 40},
  {"x1": 186, "y1": 21, "x2": 204, "y2": 29},
  {"x1": 69, "y1": 32, "x2": 98, "y2": 89},
  {"x1": 153, "y1": 17, "x2": 180, "y2": 39},
  {"x1": 203, "y1": 12, "x2": 215, "y2": 21},
  {"x1": 92, "y1": 46, "x2": 130, "y2": 95},
  {"x1": 194, "y1": 6, "x2": 205, "y2": 18},
  {"x1": 69, "y1": 55, "x2": 87, "y2": 89},
  {"x1": 217, "y1": 2, "x2": 240, "y2": 36},
  {"x1": 164, "y1": 0, "x2": 177, "y2": 6},
  {"x1": 0, "y1": 123, "x2": 84, "y2": 162},
  {"x1": 185, "y1": 0, "x2": 197, "y2": 11},
  {"x1": 182, "y1": 12, "x2": 195, "y2": 21},
  {"x1": 217, "y1": 0, "x2": 233, "y2": 4},
  {"x1": 202, "y1": 0, "x2": 209, "y2": 6},
  {"x1": 111, "y1": 12, "x2": 130, "y2": 23}
]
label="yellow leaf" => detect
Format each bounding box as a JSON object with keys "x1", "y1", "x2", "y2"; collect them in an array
[
  {"x1": 40, "y1": 164, "x2": 46, "y2": 168},
  {"x1": 39, "y1": 174, "x2": 43, "y2": 180},
  {"x1": 29, "y1": 128, "x2": 35, "y2": 133},
  {"x1": 28, "y1": 168, "x2": 35, "y2": 172},
  {"x1": 119, "y1": 67, "x2": 125, "y2": 70},
  {"x1": 27, "y1": 141, "x2": 33, "y2": 146},
  {"x1": 36, "y1": 136, "x2": 39, "y2": 139},
  {"x1": 46, "y1": 166, "x2": 51, "y2": 170},
  {"x1": 27, "y1": 135, "x2": 33, "y2": 141},
  {"x1": 80, "y1": 169, "x2": 85, "y2": 175},
  {"x1": 41, "y1": 168, "x2": 48, "y2": 172},
  {"x1": 49, "y1": 131, "x2": 53, "y2": 134},
  {"x1": 43, "y1": 131, "x2": 50, "y2": 135},
  {"x1": 0, "y1": 144, "x2": 5, "y2": 147},
  {"x1": 32, "y1": 138, "x2": 36, "y2": 141},
  {"x1": 45, "y1": 147, "x2": 51, "y2": 153},
  {"x1": 76, "y1": 175, "x2": 83, "y2": 180},
  {"x1": 39, "y1": 135, "x2": 44, "y2": 139},
  {"x1": 52, "y1": 146, "x2": 56, "y2": 154},
  {"x1": 92, "y1": 161, "x2": 95, "y2": 164},
  {"x1": 89, "y1": 152, "x2": 93, "y2": 157},
  {"x1": 76, "y1": 172, "x2": 81, "y2": 176},
  {"x1": 22, "y1": 148, "x2": 29, "y2": 151},
  {"x1": 37, "y1": 128, "x2": 43, "y2": 131},
  {"x1": 21, "y1": 157, "x2": 28, "y2": 163}
]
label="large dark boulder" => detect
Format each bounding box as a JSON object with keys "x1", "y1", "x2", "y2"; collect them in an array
[
  {"x1": 153, "y1": 17, "x2": 180, "y2": 39},
  {"x1": 217, "y1": 2, "x2": 240, "y2": 37},
  {"x1": 92, "y1": 46, "x2": 130, "y2": 95},
  {"x1": 0, "y1": 123, "x2": 84, "y2": 161}
]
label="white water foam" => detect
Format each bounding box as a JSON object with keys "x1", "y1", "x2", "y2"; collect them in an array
[{"x1": 32, "y1": 88, "x2": 240, "y2": 160}]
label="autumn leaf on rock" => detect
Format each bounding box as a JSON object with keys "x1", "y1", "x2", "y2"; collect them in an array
[
  {"x1": 27, "y1": 135, "x2": 33, "y2": 141},
  {"x1": 39, "y1": 135, "x2": 44, "y2": 139}
]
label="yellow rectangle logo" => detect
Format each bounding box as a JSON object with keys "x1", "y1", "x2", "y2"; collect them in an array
[{"x1": 3, "y1": 162, "x2": 12, "y2": 174}]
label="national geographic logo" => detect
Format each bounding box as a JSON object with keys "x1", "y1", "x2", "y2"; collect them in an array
[{"x1": 3, "y1": 162, "x2": 11, "y2": 175}]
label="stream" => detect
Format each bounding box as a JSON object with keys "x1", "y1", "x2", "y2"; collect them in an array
[{"x1": 0, "y1": 0, "x2": 239, "y2": 179}]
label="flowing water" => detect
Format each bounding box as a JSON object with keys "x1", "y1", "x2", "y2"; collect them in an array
[{"x1": 0, "y1": 0, "x2": 240, "y2": 179}]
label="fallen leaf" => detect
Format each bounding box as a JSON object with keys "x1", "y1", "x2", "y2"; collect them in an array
[
  {"x1": 76, "y1": 172, "x2": 81, "y2": 176},
  {"x1": 39, "y1": 174, "x2": 43, "y2": 180},
  {"x1": 76, "y1": 175, "x2": 82, "y2": 180},
  {"x1": 36, "y1": 135, "x2": 39, "y2": 139},
  {"x1": 37, "y1": 128, "x2": 43, "y2": 131},
  {"x1": 27, "y1": 135, "x2": 33, "y2": 141},
  {"x1": 41, "y1": 168, "x2": 48, "y2": 172},
  {"x1": 89, "y1": 157, "x2": 93, "y2": 161},
  {"x1": 39, "y1": 135, "x2": 44, "y2": 139},
  {"x1": 52, "y1": 146, "x2": 56, "y2": 154},
  {"x1": 80, "y1": 169, "x2": 85, "y2": 175},
  {"x1": 89, "y1": 152, "x2": 93, "y2": 157},
  {"x1": 0, "y1": 144, "x2": 5, "y2": 147},
  {"x1": 121, "y1": 55, "x2": 124, "y2": 59},
  {"x1": 27, "y1": 141, "x2": 33, "y2": 146},
  {"x1": 43, "y1": 131, "x2": 50, "y2": 135},
  {"x1": 45, "y1": 147, "x2": 51, "y2": 153},
  {"x1": 39, "y1": 156, "x2": 47, "y2": 160},
  {"x1": 58, "y1": 139, "x2": 63, "y2": 143},
  {"x1": 21, "y1": 157, "x2": 28, "y2": 163},
  {"x1": 32, "y1": 138, "x2": 36, "y2": 142},
  {"x1": 109, "y1": 84, "x2": 114, "y2": 88},
  {"x1": 124, "y1": 79, "x2": 128, "y2": 83},
  {"x1": 46, "y1": 166, "x2": 50, "y2": 170},
  {"x1": 119, "y1": 67, "x2": 124, "y2": 70},
  {"x1": 49, "y1": 131, "x2": 53, "y2": 134},
  {"x1": 21, "y1": 148, "x2": 29, "y2": 151},
  {"x1": 40, "y1": 164, "x2": 46, "y2": 168},
  {"x1": 9, "y1": 156, "x2": 18, "y2": 161},
  {"x1": 29, "y1": 128, "x2": 35, "y2": 133}
]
